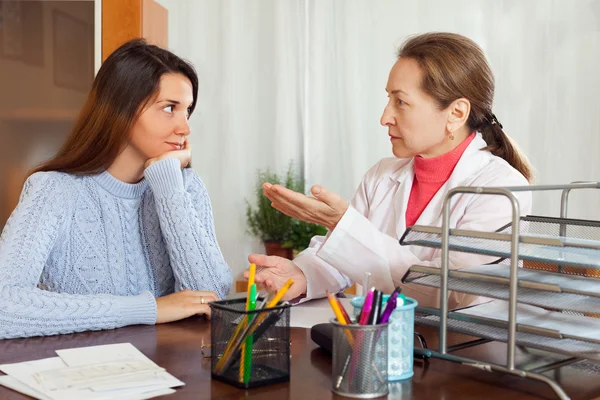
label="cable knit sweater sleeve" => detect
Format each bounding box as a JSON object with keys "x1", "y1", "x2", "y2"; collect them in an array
[
  {"x1": 144, "y1": 158, "x2": 232, "y2": 298},
  {"x1": 0, "y1": 173, "x2": 157, "y2": 339}
]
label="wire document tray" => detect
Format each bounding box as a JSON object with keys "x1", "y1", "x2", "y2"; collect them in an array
[
  {"x1": 415, "y1": 313, "x2": 600, "y2": 362},
  {"x1": 400, "y1": 182, "x2": 600, "y2": 400},
  {"x1": 400, "y1": 216, "x2": 600, "y2": 270},
  {"x1": 418, "y1": 302, "x2": 600, "y2": 345},
  {"x1": 402, "y1": 265, "x2": 600, "y2": 316}
]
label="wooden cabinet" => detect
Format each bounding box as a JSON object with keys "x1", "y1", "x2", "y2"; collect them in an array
[
  {"x1": 0, "y1": 0, "x2": 168, "y2": 229},
  {"x1": 0, "y1": 1, "x2": 94, "y2": 226},
  {"x1": 102, "y1": 0, "x2": 168, "y2": 60}
]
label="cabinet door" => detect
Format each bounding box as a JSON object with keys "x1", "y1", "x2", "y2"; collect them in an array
[
  {"x1": 102, "y1": 0, "x2": 168, "y2": 60},
  {"x1": 0, "y1": 0, "x2": 96, "y2": 228},
  {"x1": 0, "y1": 0, "x2": 167, "y2": 230}
]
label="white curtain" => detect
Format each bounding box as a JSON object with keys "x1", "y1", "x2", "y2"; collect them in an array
[
  {"x1": 159, "y1": 0, "x2": 600, "y2": 286},
  {"x1": 158, "y1": 0, "x2": 307, "y2": 285}
]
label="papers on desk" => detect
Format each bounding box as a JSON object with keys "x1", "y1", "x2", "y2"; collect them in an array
[
  {"x1": 0, "y1": 343, "x2": 184, "y2": 400},
  {"x1": 290, "y1": 297, "x2": 354, "y2": 328}
]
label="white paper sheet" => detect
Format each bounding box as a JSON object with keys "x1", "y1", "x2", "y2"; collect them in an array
[
  {"x1": 0, "y1": 343, "x2": 184, "y2": 400},
  {"x1": 290, "y1": 298, "x2": 354, "y2": 328},
  {"x1": 0, "y1": 375, "x2": 52, "y2": 400},
  {"x1": 34, "y1": 361, "x2": 164, "y2": 392},
  {"x1": 56, "y1": 343, "x2": 157, "y2": 368},
  {"x1": 0, "y1": 375, "x2": 175, "y2": 400},
  {"x1": 456, "y1": 300, "x2": 600, "y2": 342},
  {"x1": 105, "y1": 388, "x2": 176, "y2": 400},
  {"x1": 0, "y1": 357, "x2": 68, "y2": 399}
]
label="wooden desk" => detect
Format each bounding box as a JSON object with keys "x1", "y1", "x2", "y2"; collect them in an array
[{"x1": 1, "y1": 319, "x2": 600, "y2": 399}]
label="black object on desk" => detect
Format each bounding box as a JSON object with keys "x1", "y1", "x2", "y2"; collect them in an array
[
  {"x1": 210, "y1": 298, "x2": 292, "y2": 389},
  {"x1": 310, "y1": 323, "x2": 334, "y2": 354}
]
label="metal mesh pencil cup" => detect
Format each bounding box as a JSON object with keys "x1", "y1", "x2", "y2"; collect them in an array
[
  {"x1": 210, "y1": 298, "x2": 291, "y2": 389},
  {"x1": 352, "y1": 295, "x2": 418, "y2": 381},
  {"x1": 331, "y1": 318, "x2": 389, "y2": 398}
]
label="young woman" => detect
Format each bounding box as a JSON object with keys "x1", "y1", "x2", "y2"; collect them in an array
[
  {"x1": 0, "y1": 39, "x2": 232, "y2": 339},
  {"x1": 246, "y1": 32, "x2": 533, "y2": 309}
]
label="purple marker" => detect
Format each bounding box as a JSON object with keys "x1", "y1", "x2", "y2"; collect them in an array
[{"x1": 378, "y1": 292, "x2": 399, "y2": 324}]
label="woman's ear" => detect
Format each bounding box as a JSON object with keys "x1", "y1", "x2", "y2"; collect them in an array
[{"x1": 446, "y1": 98, "x2": 470, "y2": 133}]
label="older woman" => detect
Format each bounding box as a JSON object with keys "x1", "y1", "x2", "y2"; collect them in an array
[{"x1": 245, "y1": 32, "x2": 532, "y2": 309}]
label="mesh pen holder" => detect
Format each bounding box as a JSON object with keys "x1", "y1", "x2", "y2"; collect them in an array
[
  {"x1": 210, "y1": 298, "x2": 291, "y2": 389},
  {"x1": 331, "y1": 318, "x2": 389, "y2": 398},
  {"x1": 351, "y1": 295, "x2": 418, "y2": 381}
]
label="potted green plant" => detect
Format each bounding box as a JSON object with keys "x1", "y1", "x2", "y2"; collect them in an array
[
  {"x1": 246, "y1": 163, "x2": 328, "y2": 259},
  {"x1": 282, "y1": 219, "x2": 328, "y2": 256},
  {"x1": 246, "y1": 166, "x2": 296, "y2": 259}
]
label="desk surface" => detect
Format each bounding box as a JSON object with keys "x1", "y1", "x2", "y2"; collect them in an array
[{"x1": 1, "y1": 318, "x2": 600, "y2": 400}]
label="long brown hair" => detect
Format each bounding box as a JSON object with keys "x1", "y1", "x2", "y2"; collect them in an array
[
  {"x1": 30, "y1": 38, "x2": 198, "y2": 176},
  {"x1": 397, "y1": 32, "x2": 533, "y2": 182}
]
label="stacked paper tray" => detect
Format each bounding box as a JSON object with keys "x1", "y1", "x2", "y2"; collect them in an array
[
  {"x1": 400, "y1": 216, "x2": 600, "y2": 270},
  {"x1": 414, "y1": 307, "x2": 600, "y2": 362},
  {"x1": 402, "y1": 264, "x2": 600, "y2": 316}
]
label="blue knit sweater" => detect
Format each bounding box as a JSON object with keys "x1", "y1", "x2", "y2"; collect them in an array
[{"x1": 0, "y1": 158, "x2": 232, "y2": 339}]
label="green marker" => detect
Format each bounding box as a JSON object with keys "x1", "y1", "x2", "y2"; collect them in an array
[{"x1": 243, "y1": 284, "x2": 257, "y2": 383}]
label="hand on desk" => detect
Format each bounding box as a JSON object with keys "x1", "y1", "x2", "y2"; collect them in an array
[
  {"x1": 262, "y1": 182, "x2": 348, "y2": 231},
  {"x1": 155, "y1": 289, "x2": 218, "y2": 324},
  {"x1": 245, "y1": 254, "x2": 307, "y2": 300}
]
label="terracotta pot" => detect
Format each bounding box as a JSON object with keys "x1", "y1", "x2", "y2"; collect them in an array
[{"x1": 264, "y1": 241, "x2": 294, "y2": 260}]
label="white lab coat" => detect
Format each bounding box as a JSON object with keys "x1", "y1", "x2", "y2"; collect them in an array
[{"x1": 294, "y1": 133, "x2": 532, "y2": 309}]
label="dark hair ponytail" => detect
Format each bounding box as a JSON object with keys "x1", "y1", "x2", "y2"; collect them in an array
[{"x1": 477, "y1": 115, "x2": 533, "y2": 182}]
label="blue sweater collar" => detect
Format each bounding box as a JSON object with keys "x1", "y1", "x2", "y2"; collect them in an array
[{"x1": 93, "y1": 171, "x2": 148, "y2": 199}]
